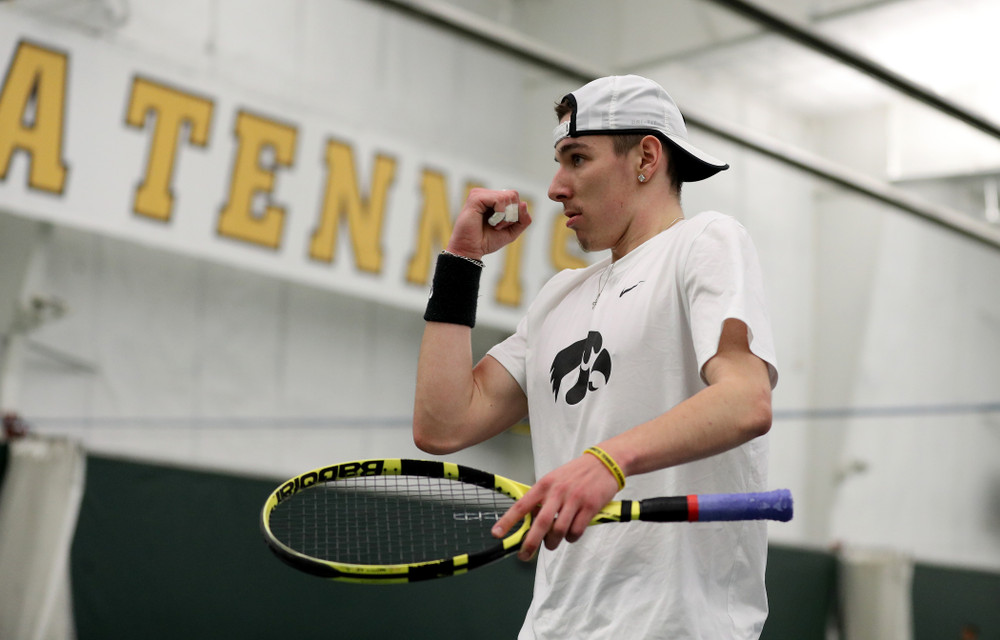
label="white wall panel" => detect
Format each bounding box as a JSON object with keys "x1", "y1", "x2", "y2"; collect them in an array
[{"x1": 14, "y1": 224, "x2": 533, "y2": 479}]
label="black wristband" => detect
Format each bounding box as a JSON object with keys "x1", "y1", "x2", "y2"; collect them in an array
[{"x1": 423, "y1": 252, "x2": 482, "y2": 327}]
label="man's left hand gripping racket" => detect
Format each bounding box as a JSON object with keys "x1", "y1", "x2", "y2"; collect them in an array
[{"x1": 260, "y1": 458, "x2": 793, "y2": 584}]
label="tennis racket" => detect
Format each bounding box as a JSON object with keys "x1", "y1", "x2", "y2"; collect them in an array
[{"x1": 260, "y1": 458, "x2": 793, "y2": 584}]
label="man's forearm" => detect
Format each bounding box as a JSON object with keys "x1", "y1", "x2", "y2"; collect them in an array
[
  {"x1": 600, "y1": 371, "x2": 772, "y2": 479},
  {"x1": 600, "y1": 320, "x2": 773, "y2": 481},
  {"x1": 413, "y1": 322, "x2": 477, "y2": 453}
]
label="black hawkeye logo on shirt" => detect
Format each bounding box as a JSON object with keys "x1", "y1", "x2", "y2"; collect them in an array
[{"x1": 549, "y1": 331, "x2": 612, "y2": 405}]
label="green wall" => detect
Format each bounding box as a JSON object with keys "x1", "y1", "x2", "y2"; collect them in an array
[
  {"x1": 762, "y1": 544, "x2": 837, "y2": 639},
  {"x1": 912, "y1": 563, "x2": 1000, "y2": 639}
]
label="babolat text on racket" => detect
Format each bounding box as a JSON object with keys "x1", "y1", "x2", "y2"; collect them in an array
[{"x1": 260, "y1": 458, "x2": 792, "y2": 584}]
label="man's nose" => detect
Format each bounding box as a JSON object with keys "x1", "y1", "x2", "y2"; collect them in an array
[{"x1": 548, "y1": 169, "x2": 570, "y2": 202}]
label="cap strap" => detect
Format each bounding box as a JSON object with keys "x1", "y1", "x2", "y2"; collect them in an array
[{"x1": 552, "y1": 120, "x2": 571, "y2": 147}]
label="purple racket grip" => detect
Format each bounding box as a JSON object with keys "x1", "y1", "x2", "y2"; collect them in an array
[{"x1": 696, "y1": 489, "x2": 793, "y2": 522}]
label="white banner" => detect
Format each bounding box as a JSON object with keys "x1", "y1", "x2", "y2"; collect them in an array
[{"x1": 0, "y1": 11, "x2": 587, "y2": 330}]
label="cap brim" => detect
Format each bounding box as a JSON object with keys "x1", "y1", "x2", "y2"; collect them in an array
[{"x1": 663, "y1": 135, "x2": 729, "y2": 182}]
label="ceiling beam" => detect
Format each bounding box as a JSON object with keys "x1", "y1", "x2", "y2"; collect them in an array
[
  {"x1": 366, "y1": 0, "x2": 1000, "y2": 251},
  {"x1": 701, "y1": 0, "x2": 1000, "y2": 142}
]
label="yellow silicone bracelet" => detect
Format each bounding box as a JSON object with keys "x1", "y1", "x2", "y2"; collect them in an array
[{"x1": 584, "y1": 446, "x2": 626, "y2": 491}]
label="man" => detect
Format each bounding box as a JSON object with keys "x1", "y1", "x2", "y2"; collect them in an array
[{"x1": 414, "y1": 75, "x2": 778, "y2": 639}]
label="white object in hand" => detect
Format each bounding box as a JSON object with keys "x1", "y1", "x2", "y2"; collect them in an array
[{"x1": 488, "y1": 202, "x2": 519, "y2": 227}]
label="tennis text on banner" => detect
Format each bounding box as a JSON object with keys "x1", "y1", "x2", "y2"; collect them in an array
[{"x1": 0, "y1": 28, "x2": 591, "y2": 329}]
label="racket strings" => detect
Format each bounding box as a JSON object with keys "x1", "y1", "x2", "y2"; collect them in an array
[{"x1": 268, "y1": 474, "x2": 518, "y2": 565}]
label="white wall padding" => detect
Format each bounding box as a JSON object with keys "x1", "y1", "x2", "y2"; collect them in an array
[
  {"x1": 0, "y1": 436, "x2": 86, "y2": 640},
  {"x1": 838, "y1": 546, "x2": 914, "y2": 640}
]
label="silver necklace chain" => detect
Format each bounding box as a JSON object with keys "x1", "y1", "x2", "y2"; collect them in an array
[
  {"x1": 591, "y1": 216, "x2": 683, "y2": 309},
  {"x1": 592, "y1": 260, "x2": 615, "y2": 308}
]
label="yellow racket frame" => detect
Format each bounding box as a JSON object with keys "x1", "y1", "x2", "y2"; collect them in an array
[{"x1": 260, "y1": 458, "x2": 534, "y2": 584}]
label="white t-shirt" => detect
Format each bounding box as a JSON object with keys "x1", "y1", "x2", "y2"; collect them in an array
[{"x1": 488, "y1": 211, "x2": 778, "y2": 640}]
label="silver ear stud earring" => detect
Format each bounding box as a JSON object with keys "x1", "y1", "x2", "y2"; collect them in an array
[{"x1": 638, "y1": 174, "x2": 646, "y2": 183}]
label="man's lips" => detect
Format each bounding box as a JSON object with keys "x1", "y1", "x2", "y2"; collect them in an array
[{"x1": 564, "y1": 210, "x2": 581, "y2": 228}]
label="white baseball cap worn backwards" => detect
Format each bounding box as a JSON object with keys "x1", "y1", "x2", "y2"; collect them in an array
[{"x1": 553, "y1": 75, "x2": 729, "y2": 183}]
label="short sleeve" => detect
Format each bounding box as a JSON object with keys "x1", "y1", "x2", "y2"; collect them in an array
[
  {"x1": 486, "y1": 315, "x2": 529, "y2": 394},
  {"x1": 684, "y1": 216, "x2": 778, "y2": 388}
]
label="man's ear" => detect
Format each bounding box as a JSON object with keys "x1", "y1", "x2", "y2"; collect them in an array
[{"x1": 637, "y1": 134, "x2": 665, "y2": 180}]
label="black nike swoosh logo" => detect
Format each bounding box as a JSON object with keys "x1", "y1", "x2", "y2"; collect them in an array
[{"x1": 619, "y1": 281, "x2": 645, "y2": 297}]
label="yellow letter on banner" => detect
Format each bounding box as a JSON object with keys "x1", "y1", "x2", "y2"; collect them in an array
[
  {"x1": 309, "y1": 140, "x2": 396, "y2": 273},
  {"x1": 218, "y1": 110, "x2": 297, "y2": 249},
  {"x1": 0, "y1": 41, "x2": 69, "y2": 194},
  {"x1": 406, "y1": 169, "x2": 454, "y2": 285},
  {"x1": 551, "y1": 211, "x2": 587, "y2": 271},
  {"x1": 125, "y1": 77, "x2": 214, "y2": 222},
  {"x1": 495, "y1": 197, "x2": 528, "y2": 307}
]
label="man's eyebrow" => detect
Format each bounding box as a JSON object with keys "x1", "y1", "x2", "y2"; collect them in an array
[{"x1": 554, "y1": 140, "x2": 589, "y2": 160}]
